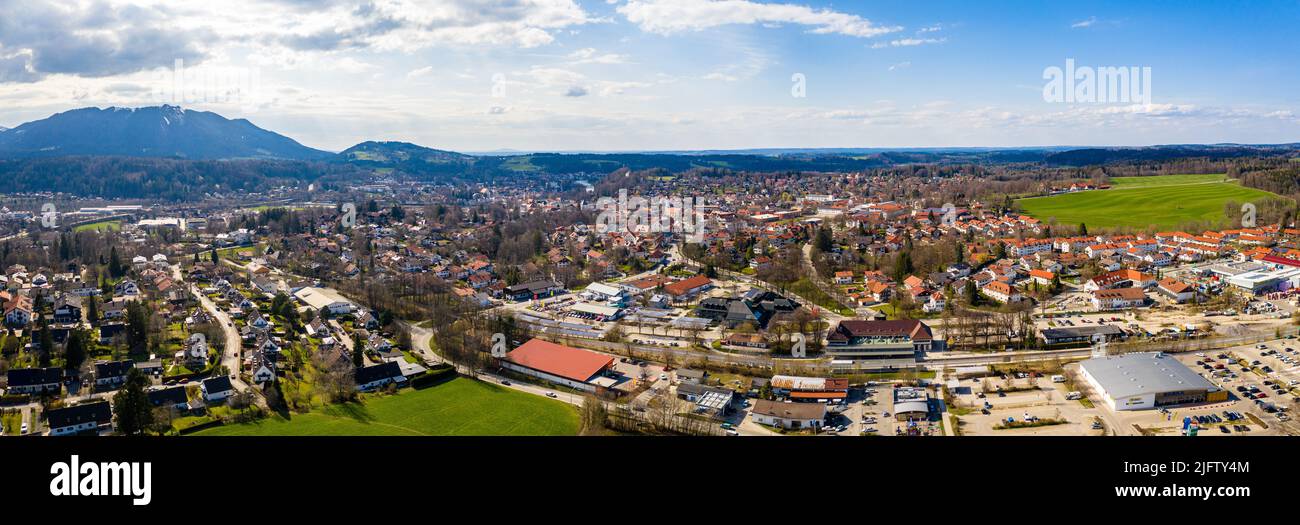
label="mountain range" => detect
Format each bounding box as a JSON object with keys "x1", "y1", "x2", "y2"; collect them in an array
[
  {"x1": 0, "y1": 105, "x2": 1297, "y2": 201},
  {"x1": 0, "y1": 106, "x2": 331, "y2": 160},
  {"x1": 4, "y1": 106, "x2": 1300, "y2": 165}
]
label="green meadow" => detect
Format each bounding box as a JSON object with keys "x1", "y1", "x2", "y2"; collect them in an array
[
  {"x1": 1017, "y1": 174, "x2": 1279, "y2": 230},
  {"x1": 193, "y1": 377, "x2": 580, "y2": 436}
]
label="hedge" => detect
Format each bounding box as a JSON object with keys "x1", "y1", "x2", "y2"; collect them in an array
[{"x1": 410, "y1": 364, "x2": 458, "y2": 389}]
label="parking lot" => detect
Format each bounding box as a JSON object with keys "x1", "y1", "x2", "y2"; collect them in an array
[
  {"x1": 822, "y1": 386, "x2": 896, "y2": 436},
  {"x1": 1171, "y1": 339, "x2": 1300, "y2": 434},
  {"x1": 1064, "y1": 347, "x2": 1296, "y2": 436},
  {"x1": 947, "y1": 373, "x2": 1105, "y2": 436}
]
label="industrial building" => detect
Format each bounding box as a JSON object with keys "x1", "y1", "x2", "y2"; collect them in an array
[
  {"x1": 769, "y1": 375, "x2": 849, "y2": 402},
  {"x1": 501, "y1": 338, "x2": 618, "y2": 394},
  {"x1": 1078, "y1": 352, "x2": 1227, "y2": 411},
  {"x1": 1206, "y1": 260, "x2": 1300, "y2": 295}
]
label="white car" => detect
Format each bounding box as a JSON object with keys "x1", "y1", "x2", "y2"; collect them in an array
[
  {"x1": 20, "y1": 422, "x2": 28, "y2": 435},
  {"x1": 659, "y1": 373, "x2": 668, "y2": 381},
  {"x1": 545, "y1": 392, "x2": 557, "y2": 398}
]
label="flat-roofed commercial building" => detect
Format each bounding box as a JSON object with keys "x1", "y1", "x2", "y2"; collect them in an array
[
  {"x1": 1039, "y1": 324, "x2": 1124, "y2": 346},
  {"x1": 1078, "y1": 352, "x2": 1227, "y2": 411},
  {"x1": 892, "y1": 387, "x2": 932, "y2": 422},
  {"x1": 293, "y1": 287, "x2": 355, "y2": 315},
  {"x1": 769, "y1": 375, "x2": 849, "y2": 402}
]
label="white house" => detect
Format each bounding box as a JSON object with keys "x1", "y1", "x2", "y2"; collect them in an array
[
  {"x1": 750, "y1": 399, "x2": 826, "y2": 430},
  {"x1": 201, "y1": 376, "x2": 235, "y2": 402},
  {"x1": 981, "y1": 281, "x2": 1022, "y2": 304}
]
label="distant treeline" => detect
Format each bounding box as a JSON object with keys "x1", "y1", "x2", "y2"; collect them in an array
[{"x1": 0, "y1": 156, "x2": 360, "y2": 200}]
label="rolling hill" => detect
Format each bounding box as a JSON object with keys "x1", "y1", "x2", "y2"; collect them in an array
[{"x1": 337, "y1": 141, "x2": 476, "y2": 176}]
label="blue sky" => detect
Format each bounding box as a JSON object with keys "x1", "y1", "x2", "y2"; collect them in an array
[{"x1": 0, "y1": 0, "x2": 1297, "y2": 151}]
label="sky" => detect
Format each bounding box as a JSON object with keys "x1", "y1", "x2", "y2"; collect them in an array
[{"x1": 0, "y1": 0, "x2": 1297, "y2": 152}]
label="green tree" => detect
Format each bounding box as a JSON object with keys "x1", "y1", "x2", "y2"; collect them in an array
[
  {"x1": 108, "y1": 246, "x2": 124, "y2": 278},
  {"x1": 37, "y1": 315, "x2": 53, "y2": 367},
  {"x1": 85, "y1": 296, "x2": 99, "y2": 324},
  {"x1": 352, "y1": 333, "x2": 366, "y2": 368},
  {"x1": 112, "y1": 369, "x2": 155, "y2": 436},
  {"x1": 814, "y1": 226, "x2": 834, "y2": 253},
  {"x1": 64, "y1": 329, "x2": 87, "y2": 372},
  {"x1": 126, "y1": 301, "x2": 150, "y2": 353}
]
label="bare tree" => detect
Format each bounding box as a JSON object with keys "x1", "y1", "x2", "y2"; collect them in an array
[{"x1": 579, "y1": 395, "x2": 608, "y2": 436}]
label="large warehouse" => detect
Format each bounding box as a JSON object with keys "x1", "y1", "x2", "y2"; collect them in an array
[
  {"x1": 501, "y1": 338, "x2": 618, "y2": 394},
  {"x1": 1078, "y1": 352, "x2": 1227, "y2": 411}
]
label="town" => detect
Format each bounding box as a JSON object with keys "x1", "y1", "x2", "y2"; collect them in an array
[{"x1": 2, "y1": 158, "x2": 1298, "y2": 439}]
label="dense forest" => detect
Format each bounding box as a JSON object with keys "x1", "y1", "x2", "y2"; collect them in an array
[
  {"x1": 1, "y1": 144, "x2": 1298, "y2": 201},
  {"x1": 0, "y1": 157, "x2": 361, "y2": 200}
]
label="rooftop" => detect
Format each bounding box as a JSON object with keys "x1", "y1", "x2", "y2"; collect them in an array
[
  {"x1": 505, "y1": 338, "x2": 615, "y2": 383},
  {"x1": 1079, "y1": 352, "x2": 1218, "y2": 400}
]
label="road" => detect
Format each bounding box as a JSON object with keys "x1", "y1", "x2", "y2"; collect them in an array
[
  {"x1": 403, "y1": 320, "x2": 772, "y2": 435},
  {"x1": 402, "y1": 320, "x2": 584, "y2": 406},
  {"x1": 180, "y1": 265, "x2": 254, "y2": 398}
]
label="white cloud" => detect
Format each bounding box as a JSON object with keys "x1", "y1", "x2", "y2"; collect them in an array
[
  {"x1": 871, "y1": 37, "x2": 945, "y2": 49},
  {"x1": 703, "y1": 72, "x2": 739, "y2": 82},
  {"x1": 617, "y1": 0, "x2": 901, "y2": 38},
  {"x1": 407, "y1": 66, "x2": 435, "y2": 79},
  {"x1": 888, "y1": 61, "x2": 911, "y2": 71},
  {"x1": 566, "y1": 47, "x2": 628, "y2": 65},
  {"x1": 0, "y1": 0, "x2": 597, "y2": 85},
  {"x1": 1071, "y1": 16, "x2": 1098, "y2": 29}
]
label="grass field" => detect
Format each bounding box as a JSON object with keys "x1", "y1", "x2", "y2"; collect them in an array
[
  {"x1": 1018, "y1": 174, "x2": 1280, "y2": 229},
  {"x1": 192, "y1": 377, "x2": 580, "y2": 436},
  {"x1": 72, "y1": 220, "x2": 122, "y2": 233},
  {"x1": 1108, "y1": 173, "x2": 1230, "y2": 187}
]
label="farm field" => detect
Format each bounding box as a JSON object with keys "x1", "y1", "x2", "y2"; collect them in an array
[
  {"x1": 1108, "y1": 173, "x2": 1230, "y2": 187},
  {"x1": 1017, "y1": 175, "x2": 1280, "y2": 229},
  {"x1": 72, "y1": 219, "x2": 122, "y2": 233},
  {"x1": 192, "y1": 377, "x2": 580, "y2": 436}
]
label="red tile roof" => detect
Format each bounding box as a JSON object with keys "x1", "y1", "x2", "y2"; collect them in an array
[
  {"x1": 505, "y1": 339, "x2": 615, "y2": 383},
  {"x1": 663, "y1": 275, "x2": 712, "y2": 297}
]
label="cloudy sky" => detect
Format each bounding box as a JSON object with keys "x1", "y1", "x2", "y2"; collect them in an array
[{"x1": 1, "y1": 0, "x2": 1297, "y2": 152}]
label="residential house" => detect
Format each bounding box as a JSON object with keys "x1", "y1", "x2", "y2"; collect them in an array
[
  {"x1": 5, "y1": 367, "x2": 63, "y2": 395},
  {"x1": 201, "y1": 376, "x2": 235, "y2": 402},
  {"x1": 355, "y1": 361, "x2": 406, "y2": 391},
  {"x1": 93, "y1": 360, "x2": 133, "y2": 389},
  {"x1": 47, "y1": 401, "x2": 113, "y2": 436},
  {"x1": 751, "y1": 399, "x2": 826, "y2": 430}
]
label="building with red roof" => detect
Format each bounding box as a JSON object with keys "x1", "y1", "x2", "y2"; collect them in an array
[
  {"x1": 501, "y1": 338, "x2": 617, "y2": 394},
  {"x1": 662, "y1": 275, "x2": 713, "y2": 300}
]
